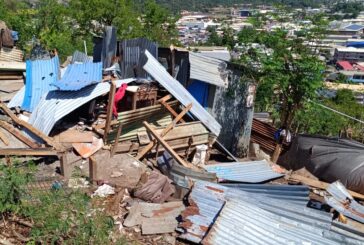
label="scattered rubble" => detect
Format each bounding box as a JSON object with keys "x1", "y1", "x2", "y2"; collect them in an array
[{"x1": 1, "y1": 23, "x2": 364, "y2": 244}]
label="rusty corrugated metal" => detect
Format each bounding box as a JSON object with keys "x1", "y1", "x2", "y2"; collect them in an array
[
  {"x1": 251, "y1": 118, "x2": 288, "y2": 154},
  {"x1": 179, "y1": 181, "x2": 364, "y2": 244},
  {"x1": 325, "y1": 181, "x2": 364, "y2": 224}
]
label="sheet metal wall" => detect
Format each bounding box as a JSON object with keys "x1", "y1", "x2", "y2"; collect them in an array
[
  {"x1": 120, "y1": 38, "x2": 158, "y2": 78},
  {"x1": 143, "y1": 50, "x2": 221, "y2": 136}
]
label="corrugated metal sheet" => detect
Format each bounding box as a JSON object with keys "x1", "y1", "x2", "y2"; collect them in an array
[
  {"x1": 7, "y1": 86, "x2": 25, "y2": 108},
  {"x1": 203, "y1": 160, "x2": 283, "y2": 183},
  {"x1": 251, "y1": 118, "x2": 289, "y2": 154},
  {"x1": 28, "y1": 78, "x2": 135, "y2": 135},
  {"x1": 222, "y1": 183, "x2": 309, "y2": 205},
  {"x1": 203, "y1": 199, "x2": 364, "y2": 245},
  {"x1": 143, "y1": 50, "x2": 221, "y2": 136},
  {"x1": 325, "y1": 181, "x2": 364, "y2": 224},
  {"x1": 71, "y1": 50, "x2": 92, "y2": 63},
  {"x1": 101, "y1": 26, "x2": 117, "y2": 69},
  {"x1": 21, "y1": 56, "x2": 59, "y2": 112},
  {"x1": 51, "y1": 62, "x2": 102, "y2": 91},
  {"x1": 0, "y1": 47, "x2": 23, "y2": 62},
  {"x1": 179, "y1": 181, "x2": 335, "y2": 243},
  {"x1": 120, "y1": 38, "x2": 158, "y2": 78},
  {"x1": 189, "y1": 52, "x2": 230, "y2": 87},
  {"x1": 180, "y1": 181, "x2": 362, "y2": 244}
]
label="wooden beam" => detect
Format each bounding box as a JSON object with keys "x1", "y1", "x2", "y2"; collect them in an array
[
  {"x1": 142, "y1": 121, "x2": 190, "y2": 168},
  {"x1": 0, "y1": 129, "x2": 9, "y2": 146},
  {"x1": 289, "y1": 174, "x2": 364, "y2": 200},
  {"x1": 0, "y1": 148, "x2": 58, "y2": 156},
  {"x1": 103, "y1": 80, "x2": 116, "y2": 142},
  {"x1": 0, "y1": 103, "x2": 60, "y2": 150},
  {"x1": 0, "y1": 121, "x2": 40, "y2": 148},
  {"x1": 136, "y1": 103, "x2": 192, "y2": 160},
  {"x1": 159, "y1": 99, "x2": 185, "y2": 123},
  {"x1": 89, "y1": 156, "x2": 97, "y2": 184},
  {"x1": 158, "y1": 94, "x2": 172, "y2": 103},
  {"x1": 111, "y1": 123, "x2": 122, "y2": 157}
]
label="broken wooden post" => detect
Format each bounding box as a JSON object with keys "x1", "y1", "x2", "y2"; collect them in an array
[
  {"x1": 142, "y1": 121, "x2": 190, "y2": 168},
  {"x1": 271, "y1": 143, "x2": 282, "y2": 164},
  {"x1": 0, "y1": 121, "x2": 40, "y2": 148},
  {"x1": 89, "y1": 156, "x2": 97, "y2": 184},
  {"x1": 103, "y1": 80, "x2": 116, "y2": 143},
  {"x1": 111, "y1": 122, "x2": 122, "y2": 157},
  {"x1": 0, "y1": 103, "x2": 61, "y2": 150},
  {"x1": 158, "y1": 94, "x2": 186, "y2": 123},
  {"x1": 136, "y1": 103, "x2": 192, "y2": 160}
]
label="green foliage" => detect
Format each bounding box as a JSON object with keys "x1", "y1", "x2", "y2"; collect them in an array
[
  {"x1": 237, "y1": 13, "x2": 326, "y2": 129},
  {"x1": 142, "y1": 0, "x2": 180, "y2": 46},
  {"x1": 293, "y1": 89, "x2": 364, "y2": 140},
  {"x1": 331, "y1": 2, "x2": 364, "y2": 19},
  {"x1": 0, "y1": 0, "x2": 178, "y2": 61},
  {"x1": 22, "y1": 189, "x2": 123, "y2": 244},
  {"x1": 0, "y1": 160, "x2": 34, "y2": 215}
]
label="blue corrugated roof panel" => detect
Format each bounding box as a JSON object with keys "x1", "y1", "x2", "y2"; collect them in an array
[
  {"x1": 344, "y1": 24, "x2": 364, "y2": 31},
  {"x1": 29, "y1": 79, "x2": 135, "y2": 135},
  {"x1": 21, "y1": 56, "x2": 59, "y2": 112},
  {"x1": 51, "y1": 62, "x2": 102, "y2": 91},
  {"x1": 203, "y1": 160, "x2": 284, "y2": 183}
]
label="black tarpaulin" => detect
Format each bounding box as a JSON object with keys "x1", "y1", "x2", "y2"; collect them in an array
[{"x1": 279, "y1": 135, "x2": 364, "y2": 194}]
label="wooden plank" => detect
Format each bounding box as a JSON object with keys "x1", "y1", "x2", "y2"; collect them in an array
[
  {"x1": 158, "y1": 94, "x2": 172, "y2": 103},
  {"x1": 289, "y1": 174, "x2": 364, "y2": 200},
  {"x1": 0, "y1": 103, "x2": 61, "y2": 150},
  {"x1": 103, "y1": 80, "x2": 116, "y2": 142},
  {"x1": 111, "y1": 123, "x2": 122, "y2": 157},
  {"x1": 136, "y1": 104, "x2": 192, "y2": 160},
  {"x1": 160, "y1": 99, "x2": 185, "y2": 123},
  {"x1": 143, "y1": 121, "x2": 190, "y2": 168},
  {"x1": 0, "y1": 148, "x2": 58, "y2": 156},
  {"x1": 0, "y1": 129, "x2": 9, "y2": 145},
  {"x1": 58, "y1": 130, "x2": 93, "y2": 143},
  {"x1": 0, "y1": 121, "x2": 40, "y2": 148}
]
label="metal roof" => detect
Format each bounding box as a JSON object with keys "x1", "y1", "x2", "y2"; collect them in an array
[
  {"x1": 21, "y1": 56, "x2": 59, "y2": 112},
  {"x1": 8, "y1": 86, "x2": 25, "y2": 108},
  {"x1": 179, "y1": 181, "x2": 363, "y2": 244},
  {"x1": 325, "y1": 181, "x2": 364, "y2": 224},
  {"x1": 50, "y1": 62, "x2": 102, "y2": 91},
  {"x1": 343, "y1": 24, "x2": 364, "y2": 32},
  {"x1": 189, "y1": 52, "x2": 230, "y2": 87},
  {"x1": 203, "y1": 160, "x2": 284, "y2": 183},
  {"x1": 143, "y1": 50, "x2": 221, "y2": 136},
  {"x1": 71, "y1": 50, "x2": 92, "y2": 63},
  {"x1": 28, "y1": 79, "x2": 135, "y2": 135},
  {"x1": 222, "y1": 183, "x2": 309, "y2": 205},
  {"x1": 203, "y1": 199, "x2": 364, "y2": 245}
]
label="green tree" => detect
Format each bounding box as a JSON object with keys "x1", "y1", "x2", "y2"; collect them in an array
[
  {"x1": 142, "y1": 0, "x2": 179, "y2": 46},
  {"x1": 238, "y1": 13, "x2": 326, "y2": 129},
  {"x1": 206, "y1": 26, "x2": 222, "y2": 46}
]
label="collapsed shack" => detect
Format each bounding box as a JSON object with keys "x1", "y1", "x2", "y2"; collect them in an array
[{"x1": 1, "y1": 27, "x2": 364, "y2": 243}]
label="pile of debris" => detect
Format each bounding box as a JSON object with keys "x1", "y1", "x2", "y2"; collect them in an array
[
  {"x1": 0, "y1": 21, "x2": 24, "y2": 102},
  {"x1": 0, "y1": 25, "x2": 364, "y2": 244}
]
